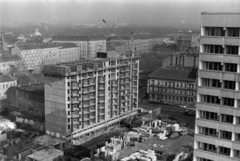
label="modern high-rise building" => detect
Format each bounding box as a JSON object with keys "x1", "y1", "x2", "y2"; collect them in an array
[
  {"x1": 194, "y1": 13, "x2": 240, "y2": 161},
  {"x1": 42, "y1": 55, "x2": 139, "y2": 145}
]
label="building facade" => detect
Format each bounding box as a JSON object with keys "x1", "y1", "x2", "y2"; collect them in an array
[
  {"x1": 52, "y1": 35, "x2": 106, "y2": 58},
  {"x1": 0, "y1": 75, "x2": 17, "y2": 100},
  {"x1": 11, "y1": 43, "x2": 81, "y2": 72},
  {"x1": 42, "y1": 55, "x2": 139, "y2": 144},
  {"x1": 147, "y1": 67, "x2": 197, "y2": 108},
  {"x1": 194, "y1": 13, "x2": 240, "y2": 161},
  {"x1": 0, "y1": 55, "x2": 22, "y2": 74}
]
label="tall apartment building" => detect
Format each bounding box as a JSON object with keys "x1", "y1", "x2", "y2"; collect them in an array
[
  {"x1": 194, "y1": 13, "x2": 240, "y2": 161},
  {"x1": 52, "y1": 35, "x2": 106, "y2": 58},
  {"x1": 42, "y1": 55, "x2": 139, "y2": 144}
]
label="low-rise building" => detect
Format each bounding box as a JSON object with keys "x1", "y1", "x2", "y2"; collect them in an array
[
  {"x1": 0, "y1": 55, "x2": 22, "y2": 74},
  {"x1": 0, "y1": 75, "x2": 17, "y2": 100},
  {"x1": 26, "y1": 148, "x2": 64, "y2": 161},
  {"x1": 147, "y1": 66, "x2": 197, "y2": 108}
]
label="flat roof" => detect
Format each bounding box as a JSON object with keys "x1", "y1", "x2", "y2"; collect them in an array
[
  {"x1": 18, "y1": 43, "x2": 59, "y2": 50},
  {"x1": 52, "y1": 35, "x2": 106, "y2": 41},
  {"x1": 0, "y1": 75, "x2": 17, "y2": 83},
  {"x1": 148, "y1": 66, "x2": 197, "y2": 81},
  {"x1": 17, "y1": 83, "x2": 44, "y2": 92},
  {"x1": 27, "y1": 148, "x2": 63, "y2": 160},
  {"x1": 201, "y1": 12, "x2": 240, "y2": 15},
  {"x1": 34, "y1": 135, "x2": 65, "y2": 146}
]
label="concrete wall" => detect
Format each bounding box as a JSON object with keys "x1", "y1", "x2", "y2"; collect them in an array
[{"x1": 45, "y1": 75, "x2": 68, "y2": 138}]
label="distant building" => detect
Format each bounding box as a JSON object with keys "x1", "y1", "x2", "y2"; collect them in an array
[
  {"x1": 177, "y1": 32, "x2": 200, "y2": 52},
  {"x1": 154, "y1": 44, "x2": 179, "y2": 55},
  {"x1": 162, "y1": 48, "x2": 199, "y2": 67},
  {"x1": 0, "y1": 75, "x2": 17, "y2": 100},
  {"x1": 0, "y1": 55, "x2": 22, "y2": 74},
  {"x1": 2, "y1": 37, "x2": 19, "y2": 51},
  {"x1": 12, "y1": 43, "x2": 81, "y2": 72},
  {"x1": 6, "y1": 83, "x2": 45, "y2": 117},
  {"x1": 52, "y1": 35, "x2": 107, "y2": 58},
  {"x1": 42, "y1": 55, "x2": 139, "y2": 144},
  {"x1": 147, "y1": 66, "x2": 197, "y2": 108}
]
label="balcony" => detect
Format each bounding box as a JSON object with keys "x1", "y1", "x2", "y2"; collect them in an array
[
  {"x1": 98, "y1": 105, "x2": 105, "y2": 110},
  {"x1": 98, "y1": 92, "x2": 105, "y2": 96},
  {"x1": 72, "y1": 120, "x2": 79, "y2": 125},
  {"x1": 72, "y1": 107, "x2": 79, "y2": 111},
  {"x1": 72, "y1": 92, "x2": 79, "y2": 97},
  {"x1": 71, "y1": 99, "x2": 79, "y2": 104},
  {"x1": 83, "y1": 96, "x2": 90, "y2": 101},
  {"x1": 71, "y1": 85, "x2": 79, "y2": 90},
  {"x1": 90, "y1": 115, "x2": 95, "y2": 119},
  {"x1": 98, "y1": 79, "x2": 105, "y2": 83},
  {"x1": 98, "y1": 86, "x2": 105, "y2": 90},
  {"x1": 71, "y1": 78, "x2": 77, "y2": 82},
  {"x1": 98, "y1": 99, "x2": 105, "y2": 103},
  {"x1": 72, "y1": 113, "x2": 78, "y2": 118},
  {"x1": 83, "y1": 90, "x2": 90, "y2": 94}
]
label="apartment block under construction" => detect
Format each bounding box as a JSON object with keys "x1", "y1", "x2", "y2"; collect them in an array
[{"x1": 42, "y1": 55, "x2": 139, "y2": 145}]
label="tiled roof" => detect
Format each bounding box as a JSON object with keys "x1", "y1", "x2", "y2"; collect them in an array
[
  {"x1": 107, "y1": 44, "x2": 116, "y2": 51},
  {"x1": 0, "y1": 55, "x2": 21, "y2": 63},
  {"x1": 52, "y1": 35, "x2": 106, "y2": 41},
  {"x1": 4, "y1": 38, "x2": 19, "y2": 44},
  {"x1": 0, "y1": 75, "x2": 17, "y2": 83},
  {"x1": 59, "y1": 43, "x2": 78, "y2": 49},
  {"x1": 17, "y1": 43, "x2": 59, "y2": 50},
  {"x1": 148, "y1": 67, "x2": 197, "y2": 81}
]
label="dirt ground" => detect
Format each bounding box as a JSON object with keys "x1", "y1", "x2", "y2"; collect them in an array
[{"x1": 118, "y1": 135, "x2": 194, "y2": 159}]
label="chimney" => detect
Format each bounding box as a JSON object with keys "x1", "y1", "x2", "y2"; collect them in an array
[
  {"x1": 170, "y1": 54, "x2": 173, "y2": 66},
  {"x1": 182, "y1": 55, "x2": 185, "y2": 66}
]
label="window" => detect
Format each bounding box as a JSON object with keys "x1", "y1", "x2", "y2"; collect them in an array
[
  {"x1": 227, "y1": 27, "x2": 240, "y2": 37},
  {"x1": 200, "y1": 111, "x2": 218, "y2": 121},
  {"x1": 204, "y1": 45, "x2": 224, "y2": 54},
  {"x1": 205, "y1": 27, "x2": 225, "y2": 36},
  {"x1": 235, "y1": 133, "x2": 240, "y2": 142},
  {"x1": 237, "y1": 117, "x2": 240, "y2": 125},
  {"x1": 234, "y1": 150, "x2": 240, "y2": 158},
  {"x1": 220, "y1": 130, "x2": 232, "y2": 140},
  {"x1": 219, "y1": 146, "x2": 231, "y2": 156},
  {"x1": 222, "y1": 97, "x2": 234, "y2": 107},
  {"x1": 202, "y1": 78, "x2": 222, "y2": 88},
  {"x1": 198, "y1": 142, "x2": 216, "y2": 153},
  {"x1": 203, "y1": 61, "x2": 222, "y2": 71},
  {"x1": 199, "y1": 126, "x2": 218, "y2": 137},
  {"x1": 223, "y1": 80, "x2": 235, "y2": 90},
  {"x1": 68, "y1": 125, "x2": 71, "y2": 129},
  {"x1": 198, "y1": 158, "x2": 213, "y2": 161},
  {"x1": 201, "y1": 95, "x2": 221, "y2": 104},
  {"x1": 221, "y1": 114, "x2": 233, "y2": 124},
  {"x1": 225, "y1": 63, "x2": 237, "y2": 72},
  {"x1": 226, "y1": 45, "x2": 239, "y2": 55}
]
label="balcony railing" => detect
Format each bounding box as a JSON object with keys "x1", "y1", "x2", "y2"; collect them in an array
[{"x1": 72, "y1": 113, "x2": 78, "y2": 118}]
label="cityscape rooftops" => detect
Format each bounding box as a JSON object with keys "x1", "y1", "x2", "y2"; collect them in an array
[
  {"x1": 0, "y1": 55, "x2": 21, "y2": 63},
  {"x1": 0, "y1": 75, "x2": 17, "y2": 83},
  {"x1": 148, "y1": 66, "x2": 197, "y2": 81},
  {"x1": 52, "y1": 35, "x2": 106, "y2": 41}
]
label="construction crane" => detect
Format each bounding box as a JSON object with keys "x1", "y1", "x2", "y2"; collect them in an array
[{"x1": 102, "y1": 19, "x2": 136, "y2": 56}]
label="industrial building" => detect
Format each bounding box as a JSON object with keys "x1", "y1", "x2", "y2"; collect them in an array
[
  {"x1": 194, "y1": 13, "x2": 240, "y2": 161},
  {"x1": 42, "y1": 55, "x2": 139, "y2": 144},
  {"x1": 147, "y1": 66, "x2": 197, "y2": 108}
]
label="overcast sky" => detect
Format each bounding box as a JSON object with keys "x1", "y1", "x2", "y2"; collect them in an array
[{"x1": 0, "y1": 0, "x2": 240, "y2": 26}]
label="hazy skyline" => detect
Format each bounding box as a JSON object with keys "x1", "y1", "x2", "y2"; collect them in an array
[{"x1": 0, "y1": 0, "x2": 240, "y2": 26}]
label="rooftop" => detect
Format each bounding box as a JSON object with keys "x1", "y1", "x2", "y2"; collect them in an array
[
  {"x1": 0, "y1": 75, "x2": 17, "y2": 83},
  {"x1": 52, "y1": 35, "x2": 106, "y2": 41},
  {"x1": 17, "y1": 83, "x2": 44, "y2": 92},
  {"x1": 27, "y1": 148, "x2": 63, "y2": 160},
  {"x1": 201, "y1": 12, "x2": 240, "y2": 15},
  {"x1": 148, "y1": 66, "x2": 197, "y2": 81},
  {"x1": 0, "y1": 55, "x2": 21, "y2": 63},
  {"x1": 59, "y1": 43, "x2": 78, "y2": 49},
  {"x1": 4, "y1": 38, "x2": 19, "y2": 44},
  {"x1": 34, "y1": 135, "x2": 65, "y2": 146},
  {"x1": 18, "y1": 43, "x2": 59, "y2": 50}
]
